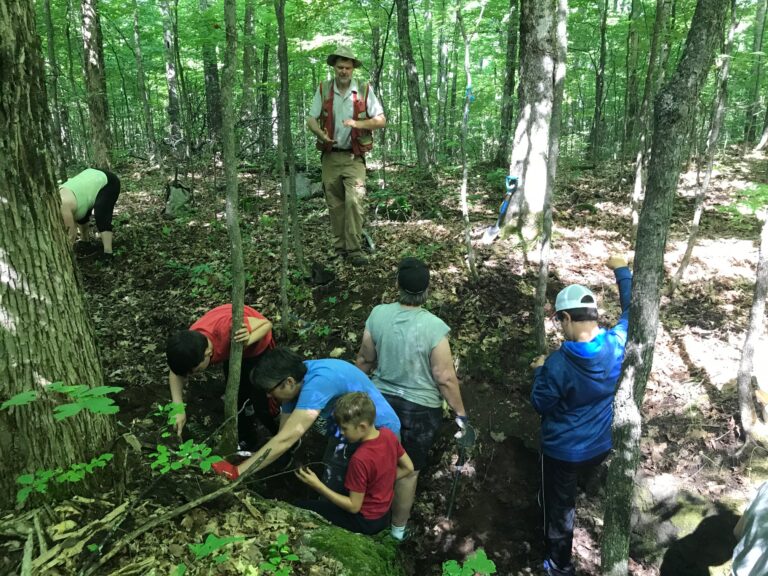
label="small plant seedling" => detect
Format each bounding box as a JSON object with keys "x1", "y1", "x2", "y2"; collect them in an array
[
  {"x1": 259, "y1": 533, "x2": 300, "y2": 576},
  {"x1": 442, "y1": 549, "x2": 497, "y2": 576}
]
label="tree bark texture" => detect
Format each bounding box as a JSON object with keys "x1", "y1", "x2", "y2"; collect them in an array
[
  {"x1": 737, "y1": 213, "x2": 768, "y2": 444},
  {"x1": 221, "y1": 0, "x2": 243, "y2": 453},
  {"x1": 200, "y1": 0, "x2": 222, "y2": 140},
  {"x1": 259, "y1": 41, "x2": 272, "y2": 152},
  {"x1": 494, "y1": 0, "x2": 519, "y2": 168},
  {"x1": 630, "y1": 0, "x2": 671, "y2": 241},
  {"x1": 502, "y1": 0, "x2": 557, "y2": 244},
  {"x1": 43, "y1": 0, "x2": 68, "y2": 180},
  {"x1": 671, "y1": 2, "x2": 734, "y2": 291},
  {"x1": 81, "y1": 0, "x2": 112, "y2": 168},
  {"x1": 0, "y1": 0, "x2": 116, "y2": 508},
  {"x1": 159, "y1": 0, "x2": 183, "y2": 158},
  {"x1": 535, "y1": 0, "x2": 567, "y2": 355},
  {"x1": 601, "y1": 1, "x2": 729, "y2": 573},
  {"x1": 745, "y1": 0, "x2": 767, "y2": 145},
  {"x1": 395, "y1": 0, "x2": 433, "y2": 171},
  {"x1": 240, "y1": 0, "x2": 257, "y2": 125}
]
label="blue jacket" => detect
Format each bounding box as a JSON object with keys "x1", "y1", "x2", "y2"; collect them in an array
[{"x1": 531, "y1": 267, "x2": 632, "y2": 462}]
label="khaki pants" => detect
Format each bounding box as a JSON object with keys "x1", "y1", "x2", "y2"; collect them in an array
[{"x1": 321, "y1": 151, "x2": 366, "y2": 255}]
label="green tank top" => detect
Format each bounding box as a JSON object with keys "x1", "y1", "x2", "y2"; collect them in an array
[
  {"x1": 365, "y1": 302, "x2": 450, "y2": 408},
  {"x1": 61, "y1": 169, "x2": 107, "y2": 220}
]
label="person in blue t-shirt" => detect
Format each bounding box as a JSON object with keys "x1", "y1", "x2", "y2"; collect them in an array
[
  {"x1": 211, "y1": 348, "x2": 400, "y2": 487},
  {"x1": 530, "y1": 254, "x2": 632, "y2": 576}
]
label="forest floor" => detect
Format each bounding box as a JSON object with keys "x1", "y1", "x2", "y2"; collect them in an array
[{"x1": 28, "y1": 148, "x2": 768, "y2": 576}]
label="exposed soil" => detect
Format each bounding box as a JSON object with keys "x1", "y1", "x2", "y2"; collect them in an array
[{"x1": 32, "y1": 150, "x2": 768, "y2": 575}]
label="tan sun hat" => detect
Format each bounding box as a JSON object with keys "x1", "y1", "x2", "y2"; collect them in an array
[{"x1": 326, "y1": 45, "x2": 362, "y2": 68}]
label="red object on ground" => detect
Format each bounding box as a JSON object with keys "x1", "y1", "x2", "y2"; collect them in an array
[{"x1": 212, "y1": 460, "x2": 240, "y2": 480}]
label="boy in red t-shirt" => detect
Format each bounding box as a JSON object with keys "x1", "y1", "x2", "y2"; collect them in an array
[
  {"x1": 295, "y1": 392, "x2": 414, "y2": 535},
  {"x1": 165, "y1": 304, "x2": 277, "y2": 447}
]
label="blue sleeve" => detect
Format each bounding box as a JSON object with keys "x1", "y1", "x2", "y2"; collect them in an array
[
  {"x1": 295, "y1": 374, "x2": 336, "y2": 412},
  {"x1": 612, "y1": 267, "x2": 632, "y2": 343},
  {"x1": 530, "y1": 357, "x2": 564, "y2": 415}
]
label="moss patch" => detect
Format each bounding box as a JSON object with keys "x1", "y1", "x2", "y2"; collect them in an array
[{"x1": 307, "y1": 527, "x2": 405, "y2": 576}]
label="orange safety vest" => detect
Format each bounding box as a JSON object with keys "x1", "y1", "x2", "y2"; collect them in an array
[{"x1": 316, "y1": 80, "x2": 374, "y2": 156}]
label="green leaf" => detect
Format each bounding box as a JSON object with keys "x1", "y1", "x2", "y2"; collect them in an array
[
  {"x1": 259, "y1": 562, "x2": 277, "y2": 571},
  {"x1": 79, "y1": 386, "x2": 124, "y2": 398},
  {"x1": 200, "y1": 455, "x2": 222, "y2": 472},
  {"x1": 275, "y1": 533, "x2": 289, "y2": 547},
  {"x1": 284, "y1": 553, "x2": 300, "y2": 561},
  {"x1": 172, "y1": 564, "x2": 187, "y2": 576},
  {"x1": 16, "y1": 487, "x2": 33, "y2": 505},
  {"x1": 1, "y1": 391, "x2": 39, "y2": 409},
  {"x1": 17, "y1": 474, "x2": 35, "y2": 485},
  {"x1": 87, "y1": 544, "x2": 99, "y2": 552}
]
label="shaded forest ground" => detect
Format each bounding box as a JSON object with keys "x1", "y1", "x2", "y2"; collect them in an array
[{"x1": 49, "y1": 149, "x2": 768, "y2": 575}]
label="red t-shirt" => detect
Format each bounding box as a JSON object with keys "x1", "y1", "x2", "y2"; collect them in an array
[
  {"x1": 190, "y1": 305, "x2": 274, "y2": 365},
  {"x1": 344, "y1": 427, "x2": 405, "y2": 520}
]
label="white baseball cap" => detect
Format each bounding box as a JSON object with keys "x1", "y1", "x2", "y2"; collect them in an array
[{"x1": 555, "y1": 284, "x2": 597, "y2": 312}]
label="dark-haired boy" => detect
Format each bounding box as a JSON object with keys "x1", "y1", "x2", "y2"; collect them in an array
[
  {"x1": 165, "y1": 304, "x2": 277, "y2": 445},
  {"x1": 294, "y1": 392, "x2": 414, "y2": 535},
  {"x1": 530, "y1": 255, "x2": 632, "y2": 576}
]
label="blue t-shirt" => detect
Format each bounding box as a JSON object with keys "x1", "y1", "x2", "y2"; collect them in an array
[{"x1": 281, "y1": 359, "x2": 400, "y2": 437}]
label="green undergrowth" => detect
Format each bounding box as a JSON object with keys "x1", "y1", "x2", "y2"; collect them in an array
[{"x1": 307, "y1": 526, "x2": 405, "y2": 576}]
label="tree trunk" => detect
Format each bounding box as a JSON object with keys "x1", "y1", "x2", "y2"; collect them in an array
[
  {"x1": 601, "y1": 1, "x2": 729, "y2": 573},
  {"x1": 447, "y1": 18, "x2": 460, "y2": 159},
  {"x1": 456, "y1": 6, "x2": 483, "y2": 280},
  {"x1": 588, "y1": 0, "x2": 608, "y2": 163},
  {"x1": 435, "y1": 0, "x2": 449, "y2": 157},
  {"x1": 240, "y1": 0, "x2": 258, "y2": 126},
  {"x1": 494, "y1": 0, "x2": 519, "y2": 168},
  {"x1": 159, "y1": 0, "x2": 183, "y2": 159},
  {"x1": 623, "y1": 0, "x2": 640, "y2": 157},
  {"x1": 133, "y1": 0, "x2": 160, "y2": 164},
  {"x1": 535, "y1": 0, "x2": 567, "y2": 355},
  {"x1": 670, "y1": 2, "x2": 735, "y2": 292},
  {"x1": 736, "y1": 213, "x2": 768, "y2": 445},
  {"x1": 395, "y1": 0, "x2": 433, "y2": 171},
  {"x1": 219, "y1": 0, "x2": 243, "y2": 453},
  {"x1": 275, "y1": 0, "x2": 304, "y2": 273},
  {"x1": 65, "y1": 0, "x2": 88, "y2": 161},
  {"x1": 81, "y1": 0, "x2": 112, "y2": 168},
  {"x1": 501, "y1": 0, "x2": 558, "y2": 246},
  {"x1": 630, "y1": 0, "x2": 671, "y2": 242},
  {"x1": 200, "y1": 0, "x2": 223, "y2": 141},
  {"x1": 745, "y1": 0, "x2": 768, "y2": 146},
  {"x1": 0, "y1": 0, "x2": 117, "y2": 508},
  {"x1": 43, "y1": 0, "x2": 68, "y2": 180},
  {"x1": 259, "y1": 41, "x2": 272, "y2": 153}
]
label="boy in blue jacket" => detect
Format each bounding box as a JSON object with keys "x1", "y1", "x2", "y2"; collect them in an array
[{"x1": 530, "y1": 255, "x2": 632, "y2": 576}]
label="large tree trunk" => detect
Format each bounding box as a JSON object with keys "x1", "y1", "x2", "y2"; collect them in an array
[
  {"x1": 494, "y1": 0, "x2": 519, "y2": 168},
  {"x1": 0, "y1": 0, "x2": 117, "y2": 508},
  {"x1": 435, "y1": 0, "x2": 449, "y2": 157},
  {"x1": 670, "y1": 2, "x2": 735, "y2": 292},
  {"x1": 159, "y1": 0, "x2": 183, "y2": 159},
  {"x1": 200, "y1": 0, "x2": 222, "y2": 141},
  {"x1": 275, "y1": 0, "x2": 304, "y2": 273},
  {"x1": 81, "y1": 0, "x2": 112, "y2": 168},
  {"x1": 395, "y1": 0, "x2": 433, "y2": 172},
  {"x1": 630, "y1": 0, "x2": 671, "y2": 241},
  {"x1": 259, "y1": 41, "x2": 272, "y2": 153},
  {"x1": 501, "y1": 0, "x2": 558, "y2": 246},
  {"x1": 587, "y1": 0, "x2": 608, "y2": 163},
  {"x1": 745, "y1": 0, "x2": 768, "y2": 146},
  {"x1": 221, "y1": 0, "x2": 242, "y2": 453},
  {"x1": 43, "y1": 0, "x2": 68, "y2": 180},
  {"x1": 601, "y1": 1, "x2": 729, "y2": 573},
  {"x1": 133, "y1": 0, "x2": 160, "y2": 165},
  {"x1": 535, "y1": 0, "x2": 567, "y2": 354},
  {"x1": 736, "y1": 213, "x2": 768, "y2": 445},
  {"x1": 65, "y1": 0, "x2": 88, "y2": 161}
]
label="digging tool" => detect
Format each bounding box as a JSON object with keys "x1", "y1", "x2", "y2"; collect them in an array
[
  {"x1": 446, "y1": 447, "x2": 468, "y2": 520},
  {"x1": 481, "y1": 175, "x2": 519, "y2": 244}
]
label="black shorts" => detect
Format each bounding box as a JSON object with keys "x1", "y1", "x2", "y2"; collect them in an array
[
  {"x1": 76, "y1": 170, "x2": 121, "y2": 232},
  {"x1": 383, "y1": 394, "x2": 442, "y2": 471}
]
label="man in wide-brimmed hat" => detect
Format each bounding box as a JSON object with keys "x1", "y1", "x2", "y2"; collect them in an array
[{"x1": 307, "y1": 46, "x2": 386, "y2": 267}]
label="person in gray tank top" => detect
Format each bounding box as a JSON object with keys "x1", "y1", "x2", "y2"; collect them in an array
[{"x1": 356, "y1": 257, "x2": 475, "y2": 540}]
